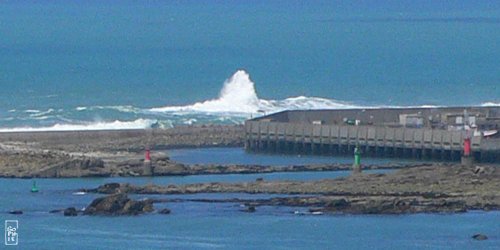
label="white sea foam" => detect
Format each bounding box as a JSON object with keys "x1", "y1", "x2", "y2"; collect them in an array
[
  {"x1": 29, "y1": 108, "x2": 54, "y2": 117},
  {"x1": 106, "y1": 105, "x2": 143, "y2": 114},
  {"x1": 150, "y1": 70, "x2": 363, "y2": 115},
  {"x1": 75, "y1": 105, "x2": 142, "y2": 113},
  {"x1": 150, "y1": 70, "x2": 260, "y2": 114},
  {"x1": 481, "y1": 102, "x2": 500, "y2": 107},
  {"x1": 30, "y1": 116, "x2": 51, "y2": 120},
  {"x1": 182, "y1": 118, "x2": 198, "y2": 125},
  {"x1": 24, "y1": 109, "x2": 41, "y2": 113},
  {"x1": 0, "y1": 119, "x2": 156, "y2": 133}
]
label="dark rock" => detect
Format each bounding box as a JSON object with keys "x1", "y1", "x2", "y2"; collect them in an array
[
  {"x1": 256, "y1": 177, "x2": 264, "y2": 182},
  {"x1": 358, "y1": 200, "x2": 395, "y2": 214},
  {"x1": 245, "y1": 206, "x2": 256, "y2": 213},
  {"x1": 8, "y1": 210, "x2": 23, "y2": 215},
  {"x1": 158, "y1": 208, "x2": 171, "y2": 214},
  {"x1": 472, "y1": 234, "x2": 488, "y2": 241},
  {"x1": 308, "y1": 208, "x2": 322, "y2": 213},
  {"x1": 78, "y1": 158, "x2": 105, "y2": 170},
  {"x1": 80, "y1": 163, "x2": 499, "y2": 215},
  {"x1": 326, "y1": 199, "x2": 350, "y2": 209},
  {"x1": 84, "y1": 193, "x2": 129, "y2": 215},
  {"x1": 63, "y1": 207, "x2": 78, "y2": 216},
  {"x1": 473, "y1": 166, "x2": 485, "y2": 175},
  {"x1": 123, "y1": 199, "x2": 153, "y2": 215},
  {"x1": 49, "y1": 209, "x2": 62, "y2": 213},
  {"x1": 83, "y1": 193, "x2": 153, "y2": 216},
  {"x1": 97, "y1": 183, "x2": 122, "y2": 194},
  {"x1": 36, "y1": 157, "x2": 106, "y2": 178}
]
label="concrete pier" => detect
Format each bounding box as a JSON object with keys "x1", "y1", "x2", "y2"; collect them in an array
[{"x1": 245, "y1": 107, "x2": 500, "y2": 163}]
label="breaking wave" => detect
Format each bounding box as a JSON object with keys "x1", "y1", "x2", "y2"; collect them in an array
[
  {"x1": 0, "y1": 119, "x2": 157, "y2": 133},
  {"x1": 149, "y1": 70, "x2": 361, "y2": 115},
  {"x1": 1, "y1": 70, "x2": 497, "y2": 132},
  {"x1": 150, "y1": 70, "x2": 498, "y2": 116}
]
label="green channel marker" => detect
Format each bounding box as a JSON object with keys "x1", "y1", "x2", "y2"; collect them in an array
[
  {"x1": 31, "y1": 180, "x2": 39, "y2": 193},
  {"x1": 354, "y1": 147, "x2": 361, "y2": 166}
]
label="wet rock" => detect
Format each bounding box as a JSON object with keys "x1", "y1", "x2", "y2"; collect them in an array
[
  {"x1": 256, "y1": 177, "x2": 264, "y2": 182},
  {"x1": 63, "y1": 207, "x2": 78, "y2": 216},
  {"x1": 37, "y1": 157, "x2": 107, "y2": 178},
  {"x1": 8, "y1": 210, "x2": 23, "y2": 215},
  {"x1": 308, "y1": 208, "x2": 322, "y2": 213},
  {"x1": 83, "y1": 164, "x2": 499, "y2": 214},
  {"x1": 128, "y1": 171, "x2": 140, "y2": 177},
  {"x1": 83, "y1": 193, "x2": 153, "y2": 216},
  {"x1": 92, "y1": 183, "x2": 123, "y2": 194},
  {"x1": 245, "y1": 206, "x2": 256, "y2": 213},
  {"x1": 326, "y1": 199, "x2": 350, "y2": 209},
  {"x1": 473, "y1": 166, "x2": 485, "y2": 175},
  {"x1": 472, "y1": 234, "x2": 488, "y2": 240},
  {"x1": 158, "y1": 208, "x2": 171, "y2": 214}
]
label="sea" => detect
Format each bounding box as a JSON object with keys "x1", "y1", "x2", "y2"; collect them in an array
[
  {"x1": 0, "y1": 148, "x2": 499, "y2": 249},
  {"x1": 0, "y1": 0, "x2": 499, "y2": 249},
  {"x1": 0, "y1": 0, "x2": 499, "y2": 131}
]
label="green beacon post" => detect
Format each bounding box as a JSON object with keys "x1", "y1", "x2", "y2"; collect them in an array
[{"x1": 353, "y1": 146, "x2": 362, "y2": 174}]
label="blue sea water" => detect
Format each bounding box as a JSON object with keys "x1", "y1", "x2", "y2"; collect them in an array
[
  {"x1": 0, "y1": 0, "x2": 499, "y2": 130},
  {"x1": 0, "y1": 166, "x2": 498, "y2": 249},
  {"x1": 167, "y1": 147, "x2": 425, "y2": 166},
  {"x1": 0, "y1": 149, "x2": 499, "y2": 249}
]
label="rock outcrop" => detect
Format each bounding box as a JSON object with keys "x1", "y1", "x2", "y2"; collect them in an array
[
  {"x1": 0, "y1": 149, "x2": 109, "y2": 178},
  {"x1": 472, "y1": 234, "x2": 488, "y2": 240},
  {"x1": 85, "y1": 164, "x2": 500, "y2": 214},
  {"x1": 158, "y1": 208, "x2": 171, "y2": 214},
  {"x1": 0, "y1": 125, "x2": 244, "y2": 178},
  {"x1": 83, "y1": 194, "x2": 154, "y2": 216},
  {"x1": 37, "y1": 158, "x2": 106, "y2": 178},
  {"x1": 63, "y1": 207, "x2": 78, "y2": 216}
]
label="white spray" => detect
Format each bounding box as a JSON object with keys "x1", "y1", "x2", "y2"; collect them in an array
[{"x1": 150, "y1": 70, "x2": 360, "y2": 114}]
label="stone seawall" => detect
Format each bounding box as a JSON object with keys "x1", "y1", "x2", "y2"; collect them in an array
[{"x1": 0, "y1": 125, "x2": 245, "y2": 152}]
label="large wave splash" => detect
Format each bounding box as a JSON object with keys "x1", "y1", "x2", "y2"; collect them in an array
[
  {"x1": 150, "y1": 70, "x2": 361, "y2": 115},
  {"x1": 0, "y1": 119, "x2": 157, "y2": 133},
  {"x1": 2, "y1": 70, "x2": 497, "y2": 132}
]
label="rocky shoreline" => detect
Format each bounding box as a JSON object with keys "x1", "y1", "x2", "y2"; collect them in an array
[
  {"x1": 83, "y1": 164, "x2": 500, "y2": 214},
  {"x1": 0, "y1": 125, "x2": 430, "y2": 178},
  {"x1": 0, "y1": 125, "x2": 240, "y2": 178},
  {"x1": 1, "y1": 126, "x2": 499, "y2": 215},
  {"x1": 0, "y1": 146, "x2": 429, "y2": 178}
]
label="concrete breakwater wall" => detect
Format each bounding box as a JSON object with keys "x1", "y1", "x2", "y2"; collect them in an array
[
  {"x1": 0, "y1": 125, "x2": 244, "y2": 152},
  {"x1": 244, "y1": 120, "x2": 499, "y2": 162}
]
